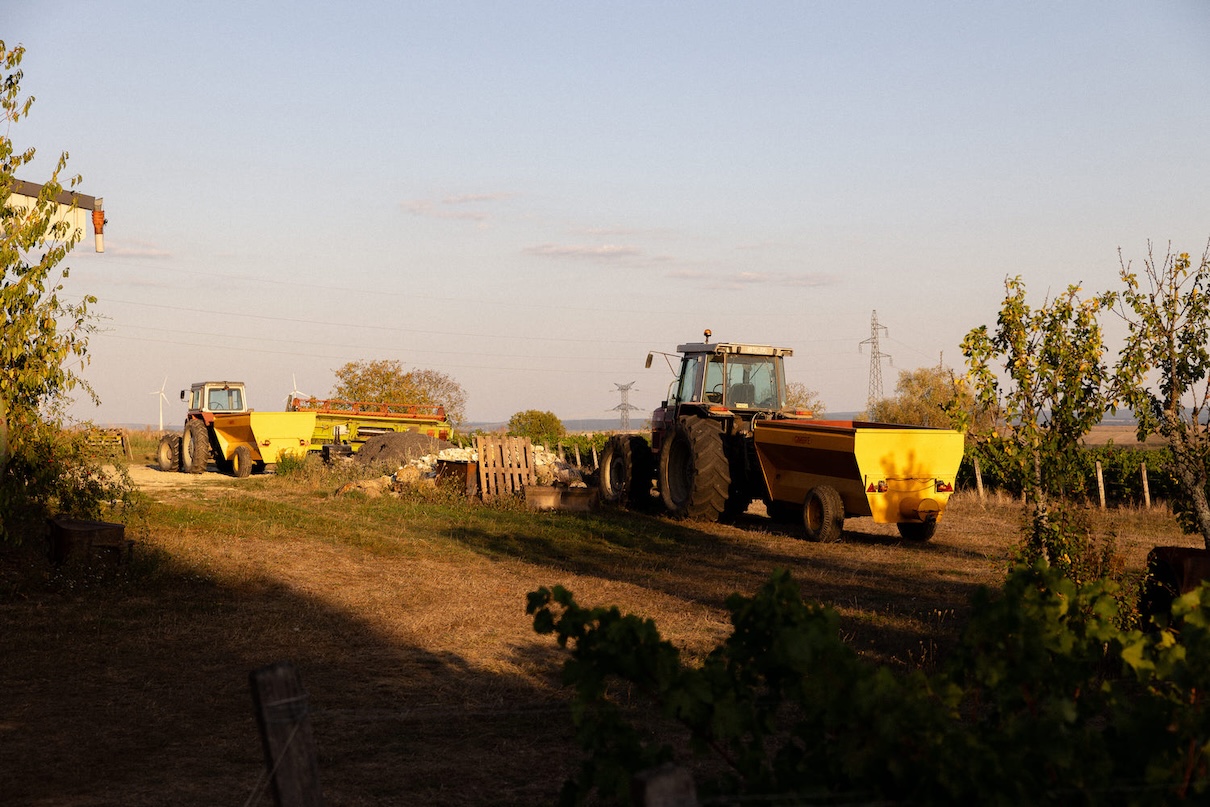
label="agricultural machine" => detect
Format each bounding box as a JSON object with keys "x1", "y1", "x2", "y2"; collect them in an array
[
  {"x1": 599, "y1": 331, "x2": 965, "y2": 541},
  {"x1": 157, "y1": 381, "x2": 452, "y2": 477}
]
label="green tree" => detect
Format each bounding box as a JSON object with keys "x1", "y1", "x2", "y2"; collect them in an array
[
  {"x1": 1, "y1": 42, "x2": 124, "y2": 542},
  {"x1": 1113, "y1": 241, "x2": 1210, "y2": 547},
  {"x1": 783, "y1": 381, "x2": 825, "y2": 417},
  {"x1": 507, "y1": 409, "x2": 564, "y2": 445},
  {"x1": 962, "y1": 277, "x2": 1114, "y2": 560},
  {"x1": 868, "y1": 366, "x2": 976, "y2": 428},
  {"x1": 331, "y1": 359, "x2": 467, "y2": 425}
]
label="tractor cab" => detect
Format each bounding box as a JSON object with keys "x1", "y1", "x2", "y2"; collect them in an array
[{"x1": 182, "y1": 381, "x2": 249, "y2": 419}]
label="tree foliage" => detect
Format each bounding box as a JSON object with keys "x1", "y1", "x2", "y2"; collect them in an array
[
  {"x1": 331, "y1": 359, "x2": 467, "y2": 425},
  {"x1": 1, "y1": 42, "x2": 96, "y2": 449},
  {"x1": 1113, "y1": 241, "x2": 1210, "y2": 547},
  {"x1": 1, "y1": 42, "x2": 127, "y2": 542},
  {"x1": 783, "y1": 381, "x2": 825, "y2": 417},
  {"x1": 530, "y1": 566, "x2": 1210, "y2": 805},
  {"x1": 868, "y1": 365, "x2": 980, "y2": 428},
  {"x1": 507, "y1": 409, "x2": 564, "y2": 445},
  {"x1": 962, "y1": 277, "x2": 1114, "y2": 558}
]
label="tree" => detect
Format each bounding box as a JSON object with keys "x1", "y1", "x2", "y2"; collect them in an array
[
  {"x1": 1113, "y1": 241, "x2": 1210, "y2": 547},
  {"x1": 868, "y1": 366, "x2": 981, "y2": 429},
  {"x1": 1, "y1": 42, "x2": 121, "y2": 542},
  {"x1": 784, "y1": 381, "x2": 825, "y2": 417},
  {"x1": 331, "y1": 359, "x2": 467, "y2": 425},
  {"x1": 962, "y1": 277, "x2": 1114, "y2": 558},
  {"x1": 507, "y1": 409, "x2": 564, "y2": 446}
]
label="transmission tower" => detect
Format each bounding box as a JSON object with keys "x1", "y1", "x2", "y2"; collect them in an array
[
  {"x1": 858, "y1": 310, "x2": 892, "y2": 413},
  {"x1": 611, "y1": 382, "x2": 640, "y2": 430}
]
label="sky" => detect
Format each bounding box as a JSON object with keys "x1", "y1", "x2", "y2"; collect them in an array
[{"x1": 4, "y1": 1, "x2": 1209, "y2": 428}]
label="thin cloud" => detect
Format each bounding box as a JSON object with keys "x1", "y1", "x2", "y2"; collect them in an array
[
  {"x1": 669, "y1": 269, "x2": 836, "y2": 290},
  {"x1": 402, "y1": 192, "x2": 514, "y2": 222},
  {"x1": 524, "y1": 243, "x2": 644, "y2": 260},
  {"x1": 106, "y1": 241, "x2": 172, "y2": 259}
]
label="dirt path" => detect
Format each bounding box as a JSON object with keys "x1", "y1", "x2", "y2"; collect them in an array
[{"x1": 122, "y1": 463, "x2": 235, "y2": 491}]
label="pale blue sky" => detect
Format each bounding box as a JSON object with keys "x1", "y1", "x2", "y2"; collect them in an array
[{"x1": 5, "y1": 1, "x2": 1209, "y2": 425}]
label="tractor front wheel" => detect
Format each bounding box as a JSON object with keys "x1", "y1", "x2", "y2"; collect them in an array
[
  {"x1": 181, "y1": 419, "x2": 210, "y2": 474},
  {"x1": 156, "y1": 434, "x2": 181, "y2": 472},
  {"x1": 599, "y1": 435, "x2": 655, "y2": 508},
  {"x1": 659, "y1": 417, "x2": 730, "y2": 521}
]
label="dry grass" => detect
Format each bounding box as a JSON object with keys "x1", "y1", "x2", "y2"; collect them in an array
[{"x1": 0, "y1": 476, "x2": 1198, "y2": 806}]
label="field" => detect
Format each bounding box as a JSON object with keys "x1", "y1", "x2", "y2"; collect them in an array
[{"x1": 0, "y1": 433, "x2": 1200, "y2": 806}]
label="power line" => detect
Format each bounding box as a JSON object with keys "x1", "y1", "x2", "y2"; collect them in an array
[{"x1": 610, "y1": 382, "x2": 640, "y2": 430}]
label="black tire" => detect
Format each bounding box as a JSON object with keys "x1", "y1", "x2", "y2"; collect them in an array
[
  {"x1": 156, "y1": 434, "x2": 181, "y2": 472},
  {"x1": 181, "y1": 418, "x2": 210, "y2": 474},
  {"x1": 232, "y1": 444, "x2": 253, "y2": 478},
  {"x1": 599, "y1": 435, "x2": 655, "y2": 508},
  {"x1": 802, "y1": 486, "x2": 844, "y2": 542},
  {"x1": 659, "y1": 417, "x2": 730, "y2": 521},
  {"x1": 897, "y1": 520, "x2": 937, "y2": 542}
]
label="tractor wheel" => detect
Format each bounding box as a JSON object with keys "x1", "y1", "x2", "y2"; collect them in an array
[
  {"x1": 232, "y1": 444, "x2": 253, "y2": 478},
  {"x1": 180, "y1": 419, "x2": 211, "y2": 474},
  {"x1": 897, "y1": 520, "x2": 937, "y2": 542},
  {"x1": 599, "y1": 435, "x2": 655, "y2": 508},
  {"x1": 802, "y1": 486, "x2": 844, "y2": 542},
  {"x1": 659, "y1": 417, "x2": 730, "y2": 521},
  {"x1": 156, "y1": 434, "x2": 181, "y2": 472}
]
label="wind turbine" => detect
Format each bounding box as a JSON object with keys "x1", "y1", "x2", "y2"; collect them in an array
[
  {"x1": 149, "y1": 377, "x2": 168, "y2": 431},
  {"x1": 286, "y1": 373, "x2": 310, "y2": 409}
]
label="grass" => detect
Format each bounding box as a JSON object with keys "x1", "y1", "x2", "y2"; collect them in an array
[{"x1": 1, "y1": 463, "x2": 1200, "y2": 806}]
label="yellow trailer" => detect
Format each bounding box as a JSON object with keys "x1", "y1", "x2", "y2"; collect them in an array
[
  {"x1": 207, "y1": 411, "x2": 317, "y2": 477},
  {"x1": 752, "y1": 419, "x2": 965, "y2": 541}
]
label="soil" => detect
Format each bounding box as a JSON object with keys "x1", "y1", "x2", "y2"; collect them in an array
[{"x1": 354, "y1": 431, "x2": 453, "y2": 467}]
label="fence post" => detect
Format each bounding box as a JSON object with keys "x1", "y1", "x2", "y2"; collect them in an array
[
  {"x1": 249, "y1": 661, "x2": 323, "y2": 807},
  {"x1": 574, "y1": 444, "x2": 582, "y2": 467},
  {"x1": 973, "y1": 455, "x2": 985, "y2": 501},
  {"x1": 592, "y1": 445, "x2": 599, "y2": 469},
  {"x1": 1142, "y1": 461, "x2": 1151, "y2": 509},
  {"x1": 1096, "y1": 461, "x2": 1106, "y2": 509},
  {"x1": 632, "y1": 764, "x2": 698, "y2": 807}
]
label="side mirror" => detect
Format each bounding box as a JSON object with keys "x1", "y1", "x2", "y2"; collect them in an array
[
  {"x1": 645, "y1": 353, "x2": 653, "y2": 369},
  {"x1": 179, "y1": 390, "x2": 186, "y2": 401}
]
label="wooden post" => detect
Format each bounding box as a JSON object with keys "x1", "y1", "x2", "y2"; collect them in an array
[
  {"x1": 1096, "y1": 461, "x2": 1106, "y2": 509},
  {"x1": 1142, "y1": 461, "x2": 1151, "y2": 509},
  {"x1": 591, "y1": 445, "x2": 599, "y2": 469},
  {"x1": 973, "y1": 455, "x2": 985, "y2": 501},
  {"x1": 250, "y1": 661, "x2": 323, "y2": 807},
  {"x1": 632, "y1": 764, "x2": 698, "y2": 807},
  {"x1": 574, "y1": 444, "x2": 582, "y2": 467}
]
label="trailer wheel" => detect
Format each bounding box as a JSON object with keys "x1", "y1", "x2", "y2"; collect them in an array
[
  {"x1": 156, "y1": 434, "x2": 181, "y2": 472},
  {"x1": 659, "y1": 417, "x2": 730, "y2": 521},
  {"x1": 232, "y1": 444, "x2": 253, "y2": 478},
  {"x1": 897, "y1": 521, "x2": 937, "y2": 542},
  {"x1": 181, "y1": 419, "x2": 210, "y2": 474},
  {"x1": 599, "y1": 435, "x2": 655, "y2": 508},
  {"x1": 802, "y1": 486, "x2": 844, "y2": 542}
]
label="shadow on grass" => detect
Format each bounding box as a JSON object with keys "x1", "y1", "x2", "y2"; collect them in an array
[{"x1": 0, "y1": 545, "x2": 578, "y2": 807}]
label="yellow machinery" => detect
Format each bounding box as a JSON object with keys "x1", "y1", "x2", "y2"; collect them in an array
[{"x1": 752, "y1": 419, "x2": 965, "y2": 541}]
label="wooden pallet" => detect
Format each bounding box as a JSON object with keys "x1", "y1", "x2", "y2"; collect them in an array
[
  {"x1": 84, "y1": 428, "x2": 133, "y2": 460},
  {"x1": 475, "y1": 436, "x2": 535, "y2": 499}
]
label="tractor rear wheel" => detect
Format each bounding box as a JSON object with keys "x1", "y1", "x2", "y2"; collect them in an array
[
  {"x1": 897, "y1": 520, "x2": 937, "y2": 541},
  {"x1": 156, "y1": 434, "x2": 180, "y2": 472},
  {"x1": 659, "y1": 417, "x2": 730, "y2": 521},
  {"x1": 232, "y1": 444, "x2": 253, "y2": 478},
  {"x1": 802, "y1": 485, "x2": 844, "y2": 542},
  {"x1": 599, "y1": 435, "x2": 655, "y2": 508},
  {"x1": 181, "y1": 419, "x2": 210, "y2": 474}
]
